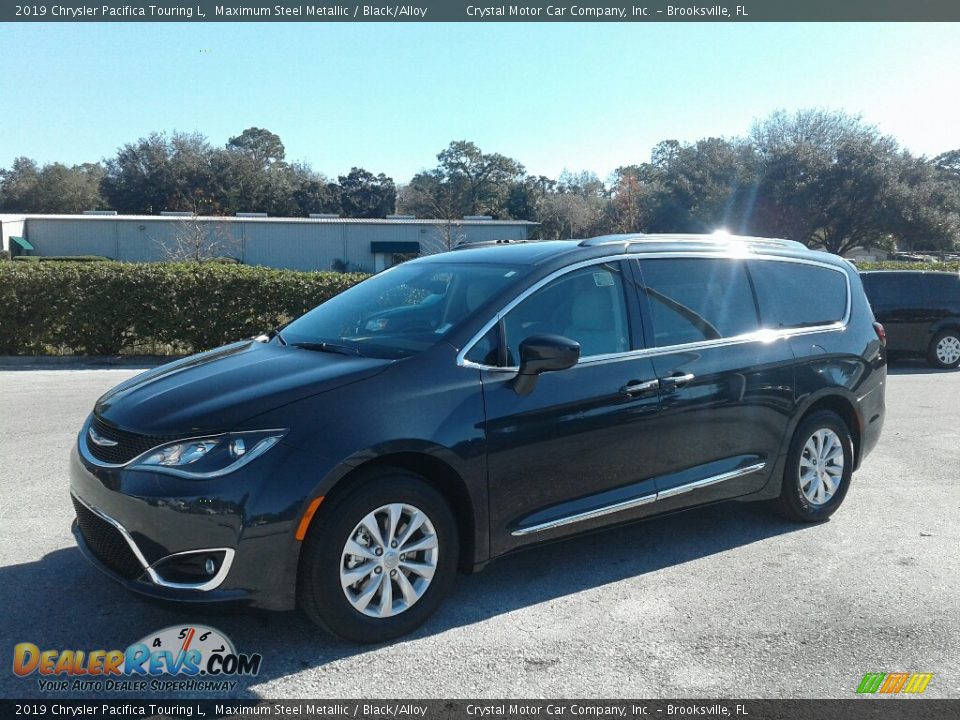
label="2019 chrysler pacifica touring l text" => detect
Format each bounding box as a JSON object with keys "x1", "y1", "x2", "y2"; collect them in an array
[{"x1": 71, "y1": 234, "x2": 886, "y2": 642}]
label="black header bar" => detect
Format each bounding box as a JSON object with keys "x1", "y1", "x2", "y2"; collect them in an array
[
  {"x1": 5, "y1": 0, "x2": 960, "y2": 22},
  {"x1": 2, "y1": 699, "x2": 960, "y2": 720}
]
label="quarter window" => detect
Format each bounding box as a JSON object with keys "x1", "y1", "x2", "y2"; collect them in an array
[
  {"x1": 751, "y1": 261, "x2": 848, "y2": 328},
  {"x1": 638, "y1": 258, "x2": 760, "y2": 346}
]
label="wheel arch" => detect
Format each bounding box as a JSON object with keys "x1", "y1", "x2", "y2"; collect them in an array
[
  {"x1": 303, "y1": 450, "x2": 480, "y2": 575},
  {"x1": 793, "y1": 393, "x2": 863, "y2": 469}
]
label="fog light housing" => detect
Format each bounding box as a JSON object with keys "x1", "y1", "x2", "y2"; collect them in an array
[{"x1": 152, "y1": 550, "x2": 227, "y2": 585}]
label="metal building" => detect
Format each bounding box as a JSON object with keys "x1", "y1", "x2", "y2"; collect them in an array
[{"x1": 0, "y1": 214, "x2": 537, "y2": 272}]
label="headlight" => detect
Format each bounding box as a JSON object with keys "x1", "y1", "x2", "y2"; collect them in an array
[{"x1": 129, "y1": 429, "x2": 286, "y2": 478}]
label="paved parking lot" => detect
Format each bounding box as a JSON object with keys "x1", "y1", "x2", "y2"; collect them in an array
[{"x1": 0, "y1": 364, "x2": 958, "y2": 699}]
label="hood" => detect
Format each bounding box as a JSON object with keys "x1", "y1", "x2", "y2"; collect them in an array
[{"x1": 95, "y1": 340, "x2": 391, "y2": 435}]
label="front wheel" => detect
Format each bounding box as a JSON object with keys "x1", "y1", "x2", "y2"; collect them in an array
[
  {"x1": 297, "y1": 470, "x2": 459, "y2": 643},
  {"x1": 928, "y1": 330, "x2": 960, "y2": 369},
  {"x1": 775, "y1": 410, "x2": 854, "y2": 523}
]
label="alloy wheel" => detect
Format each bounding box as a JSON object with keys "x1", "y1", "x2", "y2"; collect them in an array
[
  {"x1": 936, "y1": 335, "x2": 960, "y2": 365},
  {"x1": 340, "y1": 503, "x2": 439, "y2": 618},
  {"x1": 799, "y1": 428, "x2": 845, "y2": 506}
]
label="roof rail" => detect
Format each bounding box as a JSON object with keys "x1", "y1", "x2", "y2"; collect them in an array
[
  {"x1": 451, "y1": 238, "x2": 537, "y2": 250},
  {"x1": 580, "y1": 233, "x2": 808, "y2": 252}
]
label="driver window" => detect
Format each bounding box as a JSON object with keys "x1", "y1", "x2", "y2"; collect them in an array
[{"x1": 502, "y1": 262, "x2": 630, "y2": 364}]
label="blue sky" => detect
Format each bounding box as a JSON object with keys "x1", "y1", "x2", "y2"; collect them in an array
[{"x1": 2, "y1": 22, "x2": 959, "y2": 183}]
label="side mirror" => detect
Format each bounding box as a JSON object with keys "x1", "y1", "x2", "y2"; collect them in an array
[{"x1": 513, "y1": 334, "x2": 580, "y2": 396}]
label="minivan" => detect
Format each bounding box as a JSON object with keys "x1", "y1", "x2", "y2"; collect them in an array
[
  {"x1": 71, "y1": 234, "x2": 887, "y2": 642},
  {"x1": 860, "y1": 270, "x2": 960, "y2": 368}
]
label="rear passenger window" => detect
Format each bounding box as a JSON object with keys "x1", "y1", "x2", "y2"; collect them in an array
[
  {"x1": 862, "y1": 273, "x2": 924, "y2": 307},
  {"x1": 750, "y1": 260, "x2": 848, "y2": 328},
  {"x1": 925, "y1": 274, "x2": 960, "y2": 307},
  {"x1": 638, "y1": 259, "x2": 759, "y2": 346}
]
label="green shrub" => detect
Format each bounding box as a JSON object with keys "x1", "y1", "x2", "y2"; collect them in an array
[
  {"x1": 855, "y1": 261, "x2": 960, "y2": 272},
  {"x1": 0, "y1": 262, "x2": 367, "y2": 356}
]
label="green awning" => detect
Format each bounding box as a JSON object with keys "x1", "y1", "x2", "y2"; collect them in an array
[{"x1": 10, "y1": 236, "x2": 34, "y2": 250}]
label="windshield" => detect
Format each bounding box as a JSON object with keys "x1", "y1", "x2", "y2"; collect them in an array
[{"x1": 280, "y1": 261, "x2": 526, "y2": 359}]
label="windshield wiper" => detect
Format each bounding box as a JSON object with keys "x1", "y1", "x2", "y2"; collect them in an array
[{"x1": 290, "y1": 341, "x2": 363, "y2": 357}]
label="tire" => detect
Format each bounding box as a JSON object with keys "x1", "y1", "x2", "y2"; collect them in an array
[
  {"x1": 297, "y1": 469, "x2": 459, "y2": 643},
  {"x1": 927, "y1": 329, "x2": 960, "y2": 369},
  {"x1": 775, "y1": 410, "x2": 854, "y2": 523}
]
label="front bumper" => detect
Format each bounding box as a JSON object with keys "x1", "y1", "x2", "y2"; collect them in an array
[{"x1": 69, "y1": 422, "x2": 315, "y2": 611}]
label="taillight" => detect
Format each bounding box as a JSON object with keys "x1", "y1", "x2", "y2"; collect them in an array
[{"x1": 873, "y1": 321, "x2": 886, "y2": 346}]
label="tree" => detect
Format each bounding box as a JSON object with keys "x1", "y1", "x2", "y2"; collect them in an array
[
  {"x1": 226, "y1": 127, "x2": 285, "y2": 167},
  {"x1": 531, "y1": 171, "x2": 608, "y2": 240},
  {"x1": 0, "y1": 157, "x2": 105, "y2": 213},
  {"x1": 0, "y1": 157, "x2": 40, "y2": 211},
  {"x1": 337, "y1": 167, "x2": 395, "y2": 218},
  {"x1": 289, "y1": 164, "x2": 341, "y2": 216},
  {"x1": 748, "y1": 109, "x2": 957, "y2": 254},
  {"x1": 101, "y1": 132, "x2": 218, "y2": 214},
  {"x1": 157, "y1": 211, "x2": 240, "y2": 263},
  {"x1": 400, "y1": 141, "x2": 526, "y2": 221},
  {"x1": 397, "y1": 173, "x2": 468, "y2": 251},
  {"x1": 606, "y1": 165, "x2": 654, "y2": 233},
  {"x1": 436, "y1": 140, "x2": 525, "y2": 217}
]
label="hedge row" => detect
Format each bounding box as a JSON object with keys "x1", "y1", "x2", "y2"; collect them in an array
[
  {"x1": 0, "y1": 262, "x2": 367, "y2": 355},
  {"x1": 2, "y1": 259, "x2": 957, "y2": 357},
  {"x1": 854, "y1": 261, "x2": 960, "y2": 272}
]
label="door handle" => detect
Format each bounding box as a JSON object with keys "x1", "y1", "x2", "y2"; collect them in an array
[
  {"x1": 660, "y1": 372, "x2": 695, "y2": 389},
  {"x1": 619, "y1": 379, "x2": 659, "y2": 397}
]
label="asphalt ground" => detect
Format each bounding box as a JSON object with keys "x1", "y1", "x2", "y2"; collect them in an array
[{"x1": 0, "y1": 362, "x2": 958, "y2": 699}]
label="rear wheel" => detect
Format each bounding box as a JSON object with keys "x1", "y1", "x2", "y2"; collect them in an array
[
  {"x1": 928, "y1": 330, "x2": 960, "y2": 369},
  {"x1": 775, "y1": 410, "x2": 854, "y2": 523},
  {"x1": 297, "y1": 469, "x2": 458, "y2": 643}
]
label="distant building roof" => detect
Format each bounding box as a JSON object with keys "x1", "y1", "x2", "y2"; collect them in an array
[{"x1": 0, "y1": 213, "x2": 538, "y2": 226}]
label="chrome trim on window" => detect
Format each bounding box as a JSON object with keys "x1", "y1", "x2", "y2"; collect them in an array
[
  {"x1": 510, "y1": 461, "x2": 767, "y2": 537},
  {"x1": 457, "y1": 252, "x2": 852, "y2": 371},
  {"x1": 72, "y1": 493, "x2": 235, "y2": 591}
]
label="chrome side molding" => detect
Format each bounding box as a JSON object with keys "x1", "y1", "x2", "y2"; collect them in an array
[
  {"x1": 656, "y1": 462, "x2": 767, "y2": 500},
  {"x1": 512, "y1": 493, "x2": 657, "y2": 536},
  {"x1": 511, "y1": 462, "x2": 767, "y2": 537}
]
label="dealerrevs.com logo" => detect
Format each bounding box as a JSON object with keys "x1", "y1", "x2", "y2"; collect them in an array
[{"x1": 13, "y1": 625, "x2": 262, "y2": 693}]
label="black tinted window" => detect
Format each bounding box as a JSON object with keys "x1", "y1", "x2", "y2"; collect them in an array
[
  {"x1": 924, "y1": 274, "x2": 960, "y2": 307},
  {"x1": 282, "y1": 261, "x2": 524, "y2": 359},
  {"x1": 638, "y1": 259, "x2": 759, "y2": 346},
  {"x1": 464, "y1": 325, "x2": 501, "y2": 366},
  {"x1": 862, "y1": 273, "x2": 925, "y2": 308},
  {"x1": 751, "y1": 261, "x2": 848, "y2": 328},
  {"x1": 503, "y1": 263, "x2": 631, "y2": 362}
]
